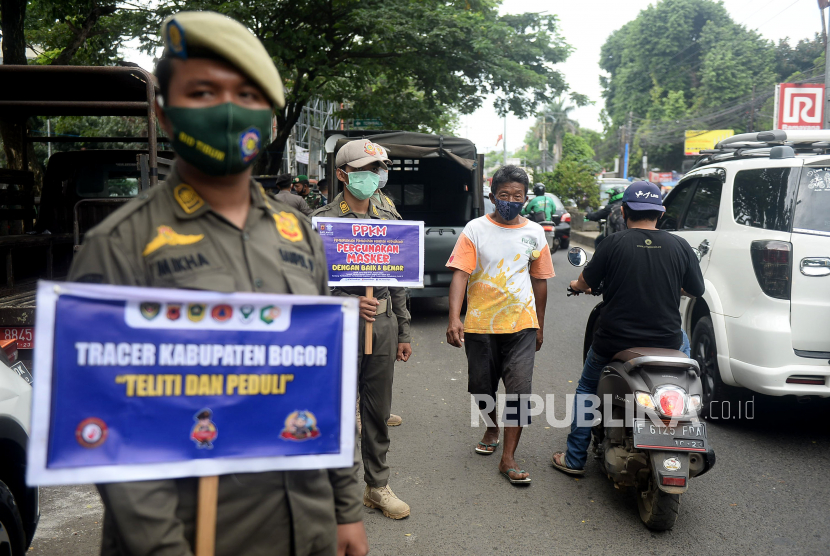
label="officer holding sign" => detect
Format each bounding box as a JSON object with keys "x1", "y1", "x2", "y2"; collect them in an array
[
  {"x1": 67, "y1": 11, "x2": 367, "y2": 556},
  {"x1": 311, "y1": 140, "x2": 413, "y2": 520}
]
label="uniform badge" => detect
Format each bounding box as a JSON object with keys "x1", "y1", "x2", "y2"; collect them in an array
[
  {"x1": 211, "y1": 304, "x2": 232, "y2": 322},
  {"x1": 166, "y1": 19, "x2": 187, "y2": 59},
  {"x1": 238, "y1": 127, "x2": 261, "y2": 163},
  {"x1": 280, "y1": 410, "x2": 321, "y2": 441},
  {"x1": 260, "y1": 305, "x2": 281, "y2": 324},
  {"x1": 363, "y1": 142, "x2": 379, "y2": 156},
  {"x1": 143, "y1": 225, "x2": 204, "y2": 256},
  {"x1": 187, "y1": 303, "x2": 206, "y2": 322},
  {"x1": 140, "y1": 302, "x2": 161, "y2": 320},
  {"x1": 339, "y1": 200, "x2": 350, "y2": 214},
  {"x1": 174, "y1": 183, "x2": 205, "y2": 215},
  {"x1": 372, "y1": 204, "x2": 379, "y2": 216},
  {"x1": 166, "y1": 303, "x2": 182, "y2": 321},
  {"x1": 274, "y1": 211, "x2": 303, "y2": 242},
  {"x1": 238, "y1": 304, "x2": 255, "y2": 323},
  {"x1": 383, "y1": 193, "x2": 396, "y2": 208},
  {"x1": 191, "y1": 409, "x2": 217, "y2": 449},
  {"x1": 75, "y1": 417, "x2": 108, "y2": 449}
]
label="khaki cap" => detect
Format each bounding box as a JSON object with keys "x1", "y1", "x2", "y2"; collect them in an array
[
  {"x1": 161, "y1": 11, "x2": 285, "y2": 108},
  {"x1": 372, "y1": 143, "x2": 392, "y2": 163},
  {"x1": 335, "y1": 139, "x2": 388, "y2": 170}
]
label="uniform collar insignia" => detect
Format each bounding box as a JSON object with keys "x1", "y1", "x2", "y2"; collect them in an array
[
  {"x1": 371, "y1": 204, "x2": 380, "y2": 216},
  {"x1": 339, "y1": 200, "x2": 350, "y2": 214},
  {"x1": 143, "y1": 225, "x2": 204, "y2": 256},
  {"x1": 173, "y1": 183, "x2": 206, "y2": 215}
]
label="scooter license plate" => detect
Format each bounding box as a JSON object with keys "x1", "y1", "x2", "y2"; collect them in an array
[{"x1": 633, "y1": 419, "x2": 708, "y2": 452}]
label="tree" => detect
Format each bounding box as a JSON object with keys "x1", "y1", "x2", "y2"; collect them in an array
[
  {"x1": 536, "y1": 132, "x2": 600, "y2": 209},
  {"x1": 138, "y1": 0, "x2": 575, "y2": 173}
]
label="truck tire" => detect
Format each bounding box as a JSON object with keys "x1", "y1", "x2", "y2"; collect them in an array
[
  {"x1": 0, "y1": 479, "x2": 26, "y2": 556},
  {"x1": 691, "y1": 317, "x2": 736, "y2": 420},
  {"x1": 637, "y1": 478, "x2": 680, "y2": 531}
]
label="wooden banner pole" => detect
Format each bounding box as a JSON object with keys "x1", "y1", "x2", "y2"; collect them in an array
[
  {"x1": 365, "y1": 286, "x2": 373, "y2": 355},
  {"x1": 195, "y1": 475, "x2": 219, "y2": 556}
]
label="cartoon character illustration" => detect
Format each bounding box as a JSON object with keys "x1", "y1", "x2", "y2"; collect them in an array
[
  {"x1": 191, "y1": 409, "x2": 218, "y2": 449},
  {"x1": 280, "y1": 410, "x2": 321, "y2": 441}
]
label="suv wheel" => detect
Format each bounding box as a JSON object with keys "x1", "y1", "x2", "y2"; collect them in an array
[
  {"x1": 0, "y1": 480, "x2": 26, "y2": 555},
  {"x1": 692, "y1": 316, "x2": 735, "y2": 419}
]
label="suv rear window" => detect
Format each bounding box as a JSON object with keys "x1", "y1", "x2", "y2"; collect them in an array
[
  {"x1": 794, "y1": 167, "x2": 830, "y2": 233},
  {"x1": 732, "y1": 168, "x2": 798, "y2": 232}
]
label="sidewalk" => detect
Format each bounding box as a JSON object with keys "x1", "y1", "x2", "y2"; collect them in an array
[{"x1": 570, "y1": 229, "x2": 599, "y2": 251}]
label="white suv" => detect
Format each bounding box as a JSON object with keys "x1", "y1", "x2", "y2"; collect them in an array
[{"x1": 660, "y1": 130, "x2": 830, "y2": 413}]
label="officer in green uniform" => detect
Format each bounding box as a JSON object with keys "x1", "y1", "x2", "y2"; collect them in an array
[
  {"x1": 67, "y1": 11, "x2": 367, "y2": 556},
  {"x1": 293, "y1": 174, "x2": 324, "y2": 211},
  {"x1": 311, "y1": 139, "x2": 412, "y2": 520}
]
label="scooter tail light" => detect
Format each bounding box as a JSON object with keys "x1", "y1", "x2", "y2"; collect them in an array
[
  {"x1": 635, "y1": 391, "x2": 656, "y2": 410},
  {"x1": 561, "y1": 212, "x2": 571, "y2": 223},
  {"x1": 0, "y1": 338, "x2": 18, "y2": 363},
  {"x1": 656, "y1": 388, "x2": 685, "y2": 417},
  {"x1": 662, "y1": 476, "x2": 686, "y2": 487},
  {"x1": 542, "y1": 225, "x2": 554, "y2": 232}
]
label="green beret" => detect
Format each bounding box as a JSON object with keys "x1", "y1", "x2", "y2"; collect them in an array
[
  {"x1": 161, "y1": 11, "x2": 285, "y2": 108},
  {"x1": 293, "y1": 175, "x2": 309, "y2": 183}
]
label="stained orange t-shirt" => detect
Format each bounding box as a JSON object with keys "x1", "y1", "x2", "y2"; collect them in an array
[{"x1": 446, "y1": 215, "x2": 554, "y2": 334}]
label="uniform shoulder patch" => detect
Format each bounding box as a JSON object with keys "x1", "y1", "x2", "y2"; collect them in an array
[
  {"x1": 143, "y1": 225, "x2": 204, "y2": 256},
  {"x1": 274, "y1": 211, "x2": 304, "y2": 242},
  {"x1": 174, "y1": 183, "x2": 205, "y2": 214},
  {"x1": 339, "y1": 200, "x2": 350, "y2": 214}
]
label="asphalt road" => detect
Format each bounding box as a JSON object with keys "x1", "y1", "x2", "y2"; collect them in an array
[{"x1": 30, "y1": 246, "x2": 830, "y2": 555}]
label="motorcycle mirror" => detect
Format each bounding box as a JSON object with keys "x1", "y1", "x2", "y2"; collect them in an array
[
  {"x1": 567, "y1": 247, "x2": 588, "y2": 267},
  {"x1": 691, "y1": 247, "x2": 703, "y2": 262}
]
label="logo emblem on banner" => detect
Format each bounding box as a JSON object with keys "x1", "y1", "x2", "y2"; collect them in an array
[
  {"x1": 274, "y1": 212, "x2": 303, "y2": 242},
  {"x1": 191, "y1": 409, "x2": 217, "y2": 449},
  {"x1": 211, "y1": 304, "x2": 233, "y2": 322},
  {"x1": 187, "y1": 304, "x2": 206, "y2": 322},
  {"x1": 75, "y1": 417, "x2": 108, "y2": 448},
  {"x1": 260, "y1": 305, "x2": 281, "y2": 324},
  {"x1": 140, "y1": 302, "x2": 161, "y2": 320},
  {"x1": 166, "y1": 303, "x2": 182, "y2": 320},
  {"x1": 280, "y1": 410, "x2": 321, "y2": 441},
  {"x1": 239, "y1": 304, "x2": 255, "y2": 323}
]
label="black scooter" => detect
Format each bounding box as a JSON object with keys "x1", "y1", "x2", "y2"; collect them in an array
[{"x1": 566, "y1": 247, "x2": 716, "y2": 531}]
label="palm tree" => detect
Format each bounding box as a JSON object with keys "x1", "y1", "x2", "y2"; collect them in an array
[{"x1": 542, "y1": 97, "x2": 578, "y2": 169}]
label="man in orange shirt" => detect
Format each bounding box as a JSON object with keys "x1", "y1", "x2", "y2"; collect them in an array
[{"x1": 445, "y1": 165, "x2": 554, "y2": 485}]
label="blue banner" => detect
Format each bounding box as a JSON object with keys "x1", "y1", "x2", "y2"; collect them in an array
[
  {"x1": 313, "y1": 217, "x2": 424, "y2": 287},
  {"x1": 28, "y1": 283, "x2": 358, "y2": 485}
]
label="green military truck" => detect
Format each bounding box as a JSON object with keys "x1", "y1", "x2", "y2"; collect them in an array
[
  {"x1": 325, "y1": 131, "x2": 484, "y2": 298},
  {"x1": 0, "y1": 65, "x2": 173, "y2": 365}
]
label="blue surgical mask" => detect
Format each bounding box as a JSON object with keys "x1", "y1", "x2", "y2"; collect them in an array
[
  {"x1": 493, "y1": 197, "x2": 524, "y2": 221},
  {"x1": 378, "y1": 169, "x2": 389, "y2": 188}
]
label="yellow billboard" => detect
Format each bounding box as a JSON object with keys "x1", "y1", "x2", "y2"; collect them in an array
[{"x1": 684, "y1": 130, "x2": 734, "y2": 156}]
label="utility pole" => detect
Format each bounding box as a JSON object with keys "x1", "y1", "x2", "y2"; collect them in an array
[
  {"x1": 749, "y1": 84, "x2": 756, "y2": 133},
  {"x1": 623, "y1": 111, "x2": 632, "y2": 179},
  {"x1": 823, "y1": 1, "x2": 830, "y2": 129},
  {"x1": 503, "y1": 116, "x2": 507, "y2": 166}
]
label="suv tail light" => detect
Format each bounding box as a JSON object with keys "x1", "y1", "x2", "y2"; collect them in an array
[
  {"x1": 561, "y1": 212, "x2": 571, "y2": 223},
  {"x1": 750, "y1": 240, "x2": 792, "y2": 300}
]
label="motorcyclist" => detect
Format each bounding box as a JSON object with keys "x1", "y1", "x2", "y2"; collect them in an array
[
  {"x1": 521, "y1": 183, "x2": 555, "y2": 223},
  {"x1": 585, "y1": 185, "x2": 626, "y2": 247},
  {"x1": 550, "y1": 181, "x2": 704, "y2": 476}
]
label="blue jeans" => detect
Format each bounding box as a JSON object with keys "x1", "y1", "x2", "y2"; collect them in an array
[{"x1": 564, "y1": 330, "x2": 691, "y2": 470}]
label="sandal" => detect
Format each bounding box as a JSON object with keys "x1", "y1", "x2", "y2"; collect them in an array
[
  {"x1": 475, "y1": 440, "x2": 499, "y2": 455},
  {"x1": 501, "y1": 468, "x2": 531, "y2": 485},
  {"x1": 550, "y1": 451, "x2": 585, "y2": 476}
]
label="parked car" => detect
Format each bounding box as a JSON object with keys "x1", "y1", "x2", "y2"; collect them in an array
[
  {"x1": 659, "y1": 130, "x2": 830, "y2": 415},
  {"x1": 524, "y1": 192, "x2": 571, "y2": 250},
  {"x1": 0, "y1": 338, "x2": 37, "y2": 555}
]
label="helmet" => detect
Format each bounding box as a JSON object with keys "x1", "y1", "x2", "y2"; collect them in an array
[
  {"x1": 608, "y1": 186, "x2": 626, "y2": 203},
  {"x1": 533, "y1": 183, "x2": 546, "y2": 197}
]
